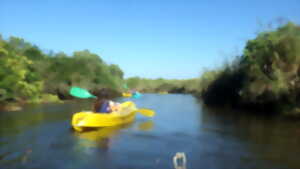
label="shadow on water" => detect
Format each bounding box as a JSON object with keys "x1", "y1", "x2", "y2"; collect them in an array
[
  {"x1": 73, "y1": 120, "x2": 154, "y2": 150},
  {"x1": 198, "y1": 100, "x2": 300, "y2": 169},
  {"x1": 0, "y1": 100, "x2": 92, "y2": 136}
]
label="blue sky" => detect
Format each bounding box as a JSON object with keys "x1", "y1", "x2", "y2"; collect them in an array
[{"x1": 1, "y1": 0, "x2": 299, "y2": 79}]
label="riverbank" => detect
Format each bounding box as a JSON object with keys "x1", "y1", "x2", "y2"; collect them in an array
[
  {"x1": 0, "y1": 103, "x2": 22, "y2": 111},
  {"x1": 0, "y1": 89, "x2": 123, "y2": 112},
  {"x1": 199, "y1": 22, "x2": 300, "y2": 117},
  {"x1": 0, "y1": 94, "x2": 62, "y2": 112}
]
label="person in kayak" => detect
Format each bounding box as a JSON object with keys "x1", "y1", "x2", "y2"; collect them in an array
[{"x1": 93, "y1": 88, "x2": 120, "y2": 113}]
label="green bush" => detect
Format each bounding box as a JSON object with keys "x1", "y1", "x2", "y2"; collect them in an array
[
  {"x1": 200, "y1": 22, "x2": 300, "y2": 114},
  {"x1": 0, "y1": 35, "x2": 125, "y2": 103}
]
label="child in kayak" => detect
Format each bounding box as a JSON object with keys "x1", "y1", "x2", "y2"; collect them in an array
[{"x1": 93, "y1": 88, "x2": 120, "y2": 113}]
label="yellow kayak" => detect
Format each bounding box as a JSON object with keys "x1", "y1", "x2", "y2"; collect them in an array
[
  {"x1": 72, "y1": 101, "x2": 137, "y2": 132},
  {"x1": 122, "y1": 92, "x2": 132, "y2": 97},
  {"x1": 159, "y1": 91, "x2": 168, "y2": 94}
]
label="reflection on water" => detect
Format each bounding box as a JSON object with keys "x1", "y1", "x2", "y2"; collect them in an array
[
  {"x1": 74, "y1": 120, "x2": 154, "y2": 149},
  {"x1": 137, "y1": 120, "x2": 154, "y2": 131},
  {"x1": 73, "y1": 120, "x2": 155, "y2": 169},
  {"x1": 199, "y1": 102, "x2": 300, "y2": 169}
]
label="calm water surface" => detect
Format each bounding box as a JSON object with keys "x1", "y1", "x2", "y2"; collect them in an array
[{"x1": 0, "y1": 94, "x2": 300, "y2": 169}]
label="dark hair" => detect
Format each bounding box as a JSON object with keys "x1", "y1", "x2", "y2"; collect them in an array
[
  {"x1": 96, "y1": 88, "x2": 110, "y2": 99},
  {"x1": 93, "y1": 88, "x2": 108, "y2": 112},
  {"x1": 93, "y1": 98, "x2": 105, "y2": 112}
]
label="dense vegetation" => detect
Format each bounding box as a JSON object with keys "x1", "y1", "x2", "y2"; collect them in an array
[
  {"x1": 0, "y1": 35, "x2": 124, "y2": 106},
  {"x1": 0, "y1": 34, "x2": 200, "y2": 110},
  {"x1": 126, "y1": 77, "x2": 200, "y2": 93},
  {"x1": 200, "y1": 22, "x2": 300, "y2": 115}
]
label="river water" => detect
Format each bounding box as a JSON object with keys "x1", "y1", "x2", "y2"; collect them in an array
[{"x1": 0, "y1": 94, "x2": 299, "y2": 169}]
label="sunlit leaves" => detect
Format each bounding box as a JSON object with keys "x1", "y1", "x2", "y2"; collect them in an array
[{"x1": 201, "y1": 22, "x2": 300, "y2": 113}]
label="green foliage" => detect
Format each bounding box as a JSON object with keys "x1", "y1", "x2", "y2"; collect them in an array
[
  {"x1": 199, "y1": 70, "x2": 222, "y2": 92},
  {"x1": 42, "y1": 49, "x2": 125, "y2": 98},
  {"x1": 239, "y1": 22, "x2": 300, "y2": 103},
  {"x1": 109, "y1": 64, "x2": 124, "y2": 79},
  {"x1": 23, "y1": 46, "x2": 46, "y2": 60},
  {"x1": 200, "y1": 22, "x2": 300, "y2": 114},
  {"x1": 126, "y1": 77, "x2": 200, "y2": 93},
  {"x1": 40, "y1": 94, "x2": 62, "y2": 103},
  {"x1": 0, "y1": 35, "x2": 125, "y2": 104},
  {"x1": 0, "y1": 40, "x2": 43, "y2": 102}
]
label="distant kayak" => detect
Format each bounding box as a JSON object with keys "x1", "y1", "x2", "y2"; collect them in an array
[
  {"x1": 132, "y1": 92, "x2": 142, "y2": 98},
  {"x1": 159, "y1": 91, "x2": 168, "y2": 94},
  {"x1": 122, "y1": 92, "x2": 132, "y2": 97}
]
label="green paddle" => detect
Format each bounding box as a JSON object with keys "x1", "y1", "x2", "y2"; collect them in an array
[
  {"x1": 123, "y1": 84, "x2": 128, "y2": 89},
  {"x1": 69, "y1": 87, "x2": 97, "y2": 99}
]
